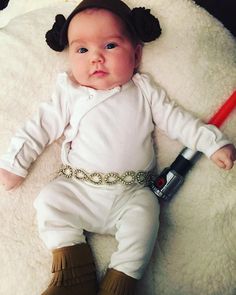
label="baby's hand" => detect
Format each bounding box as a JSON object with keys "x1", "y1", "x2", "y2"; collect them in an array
[
  {"x1": 210, "y1": 144, "x2": 236, "y2": 170},
  {"x1": 0, "y1": 168, "x2": 24, "y2": 191}
]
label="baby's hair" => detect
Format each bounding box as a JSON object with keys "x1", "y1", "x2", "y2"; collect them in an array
[
  {"x1": 46, "y1": 1, "x2": 161, "y2": 52},
  {"x1": 75, "y1": 7, "x2": 143, "y2": 47}
]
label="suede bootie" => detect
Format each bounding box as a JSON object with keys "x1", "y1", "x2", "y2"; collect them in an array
[
  {"x1": 42, "y1": 243, "x2": 98, "y2": 295},
  {"x1": 98, "y1": 268, "x2": 137, "y2": 295}
]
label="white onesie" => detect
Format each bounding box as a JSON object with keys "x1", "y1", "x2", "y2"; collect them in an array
[
  {"x1": 0, "y1": 72, "x2": 230, "y2": 176},
  {"x1": 0, "y1": 72, "x2": 231, "y2": 280}
]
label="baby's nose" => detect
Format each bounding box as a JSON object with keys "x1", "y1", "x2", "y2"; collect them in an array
[{"x1": 91, "y1": 51, "x2": 105, "y2": 64}]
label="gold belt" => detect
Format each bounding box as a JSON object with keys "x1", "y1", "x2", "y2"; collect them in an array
[{"x1": 58, "y1": 165, "x2": 152, "y2": 186}]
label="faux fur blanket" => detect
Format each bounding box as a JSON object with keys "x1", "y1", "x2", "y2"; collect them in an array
[{"x1": 0, "y1": 1, "x2": 235, "y2": 294}]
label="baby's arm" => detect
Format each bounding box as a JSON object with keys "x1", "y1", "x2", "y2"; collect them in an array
[
  {"x1": 0, "y1": 168, "x2": 24, "y2": 191},
  {"x1": 0, "y1": 74, "x2": 70, "y2": 181},
  {"x1": 210, "y1": 144, "x2": 236, "y2": 170}
]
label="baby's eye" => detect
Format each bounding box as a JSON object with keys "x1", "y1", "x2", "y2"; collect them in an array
[
  {"x1": 105, "y1": 43, "x2": 117, "y2": 49},
  {"x1": 77, "y1": 47, "x2": 88, "y2": 53}
]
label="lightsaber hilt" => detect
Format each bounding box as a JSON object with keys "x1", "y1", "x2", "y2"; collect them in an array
[
  {"x1": 150, "y1": 90, "x2": 236, "y2": 202},
  {"x1": 150, "y1": 148, "x2": 200, "y2": 201}
]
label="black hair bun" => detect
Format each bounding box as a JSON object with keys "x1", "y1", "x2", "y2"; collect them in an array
[
  {"x1": 45, "y1": 14, "x2": 66, "y2": 52},
  {"x1": 131, "y1": 7, "x2": 162, "y2": 42},
  {"x1": 0, "y1": 0, "x2": 10, "y2": 10}
]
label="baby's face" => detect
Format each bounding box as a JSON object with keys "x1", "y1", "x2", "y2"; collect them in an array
[{"x1": 67, "y1": 9, "x2": 142, "y2": 90}]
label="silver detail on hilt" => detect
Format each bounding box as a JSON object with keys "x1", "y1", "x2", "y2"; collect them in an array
[
  {"x1": 150, "y1": 168, "x2": 184, "y2": 201},
  {"x1": 181, "y1": 147, "x2": 200, "y2": 162}
]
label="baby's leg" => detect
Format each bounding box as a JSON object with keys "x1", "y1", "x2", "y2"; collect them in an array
[
  {"x1": 34, "y1": 176, "x2": 86, "y2": 249},
  {"x1": 99, "y1": 186, "x2": 159, "y2": 294},
  {"x1": 34, "y1": 176, "x2": 98, "y2": 295},
  {"x1": 110, "y1": 186, "x2": 160, "y2": 278}
]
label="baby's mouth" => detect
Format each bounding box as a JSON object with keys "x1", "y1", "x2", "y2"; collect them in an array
[{"x1": 91, "y1": 70, "x2": 108, "y2": 77}]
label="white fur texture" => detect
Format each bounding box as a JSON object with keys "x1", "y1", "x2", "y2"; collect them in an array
[{"x1": 0, "y1": 1, "x2": 236, "y2": 295}]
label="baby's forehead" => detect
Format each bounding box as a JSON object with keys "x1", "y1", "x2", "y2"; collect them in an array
[
  {"x1": 68, "y1": 8, "x2": 129, "y2": 41},
  {"x1": 69, "y1": 8, "x2": 127, "y2": 32}
]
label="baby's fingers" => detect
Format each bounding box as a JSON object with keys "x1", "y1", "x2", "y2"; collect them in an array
[{"x1": 215, "y1": 157, "x2": 234, "y2": 170}]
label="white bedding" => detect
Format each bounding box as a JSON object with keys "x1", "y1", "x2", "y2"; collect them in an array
[{"x1": 0, "y1": 1, "x2": 236, "y2": 294}]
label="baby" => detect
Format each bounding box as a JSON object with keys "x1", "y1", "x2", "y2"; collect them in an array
[{"x1": 0, "y1": 0, "x2": 235, "y2": 295}]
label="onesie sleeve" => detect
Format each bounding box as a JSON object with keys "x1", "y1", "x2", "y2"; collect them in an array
[
  {"x1": 0, "y1": 73, "x2": 71, "y2": 177},
  {"x1": 133, "y1": 73, "x2": 231, "y2": 158}
]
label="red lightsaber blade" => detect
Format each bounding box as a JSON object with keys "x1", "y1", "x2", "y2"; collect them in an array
[
  {"x1": 150, "y1": 90, "x2": 236, "y2": 201},
  {"x1": 208, "y1": 91, "x2": 236, "y2": 127}
]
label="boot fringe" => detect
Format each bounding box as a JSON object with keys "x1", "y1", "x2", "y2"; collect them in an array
[
  {"x1": 52, "y1": 264, "x2": 96, "y2": 280},
  {"x1": 49, "y1": 270, "x2": 97, "y2": 287},
  {"x1": 42, "y1": 244, "x2": 98, "y2": 294},
  {"x1": 52, "y1": 243, "x2": 94, "y2": 272},
  {"x1": 99, "y1": 269, "x2": 137, "y2": 295}
]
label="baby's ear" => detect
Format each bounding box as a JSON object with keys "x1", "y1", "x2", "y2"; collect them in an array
[{"x1": 134, "y1": 44, "x2": 143, "y2": 69}]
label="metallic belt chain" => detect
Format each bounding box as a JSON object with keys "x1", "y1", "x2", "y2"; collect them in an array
[{"x1": 58, "y1": 165, "x2": 152, "y2": 186}]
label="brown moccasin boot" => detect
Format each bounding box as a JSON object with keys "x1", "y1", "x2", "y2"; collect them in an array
[
  {"x1": 41, "y1": 243, "x2": 98, "y2": 295},
  {"x1": 97, "y1": 268, "x2": 137, "y2": 295}
]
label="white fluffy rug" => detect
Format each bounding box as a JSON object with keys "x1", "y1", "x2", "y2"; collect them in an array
[{"x1": 0, "y1": 1, "x2": 236, "y2": 294}]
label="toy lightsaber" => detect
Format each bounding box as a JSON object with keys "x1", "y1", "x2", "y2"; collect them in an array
[{"x1": 150, "y1": 90, "x2": 236, "y2": 201}]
